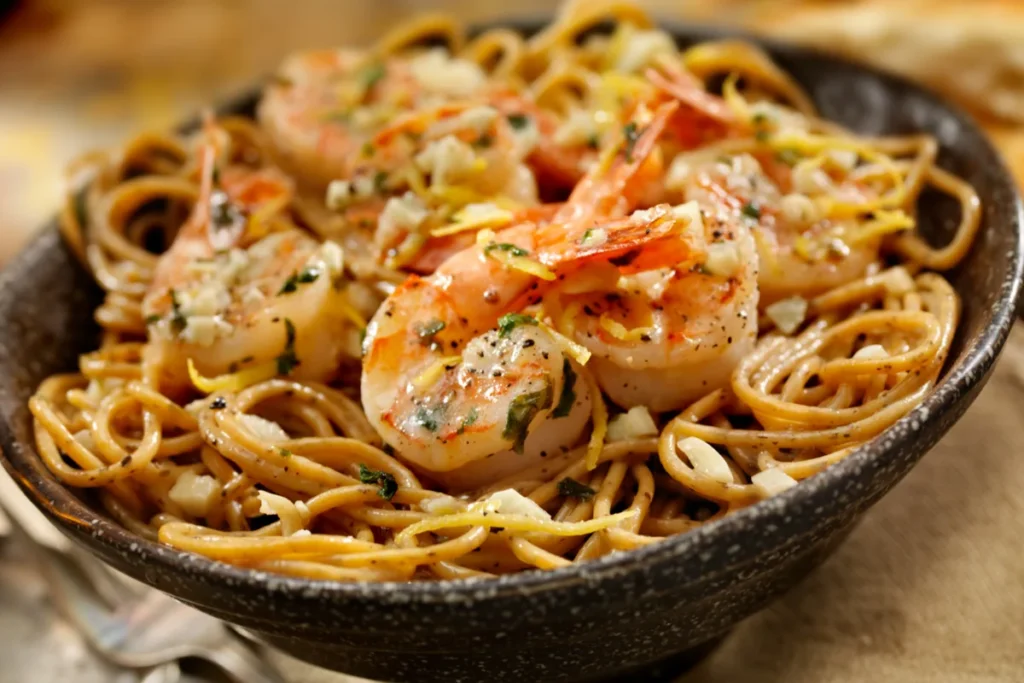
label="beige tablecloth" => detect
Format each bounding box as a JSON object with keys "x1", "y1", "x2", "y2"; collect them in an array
[{"x1": 0, "y1": 2, "x2": 1022, "y2": 681}]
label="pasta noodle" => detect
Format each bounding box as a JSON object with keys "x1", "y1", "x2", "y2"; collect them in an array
[{"x1": 31, "y1": 0, "x2": 977, "y2": 582}]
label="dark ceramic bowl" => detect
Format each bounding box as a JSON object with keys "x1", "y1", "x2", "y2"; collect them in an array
[{"x1": 1, "y1": 21, "x2": 1022, "y2": 683}]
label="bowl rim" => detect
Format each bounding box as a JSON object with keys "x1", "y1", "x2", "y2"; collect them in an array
[{"x1": 2, "y1": 16, "x2": 1023, "y2": 606}]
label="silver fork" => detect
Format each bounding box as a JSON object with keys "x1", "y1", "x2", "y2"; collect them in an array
[{"x1": 0, "y1": 469, "x2": 288, "y2": 683}]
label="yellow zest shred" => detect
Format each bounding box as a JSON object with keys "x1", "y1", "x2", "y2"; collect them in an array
[
  {"x1": 411, "y1": 355, "x2": 462, "y2": 390},
  {"x1": 792, "y1": 235, "x2": 815, "y2": 262},
  {"x1": 396, "y1": 507, "x2": 638, "y2": 544},
  {"x1": 187, "y1": 358, "x2": 277, "y2": 395},
  {"x1": 538, "y1": 319, "x2": 592, "y2": 365},
  {"x1": 383, "y1": 232, "x2": 427, "y2": 270},
  {"x1": 247, "y1": 194, "x2": 290, "y2": 240},
  {"x1": 430, "y1": 205, "x2": 515, "y2": 237},
  {"x1": 583, "y1": 368, "x2": 608, "y2": 470},
  {"x1": 338, "y1": 293, "x2": 368, "y2": 329},
  {"x1": 721, "y1": 72, "x2": 752, "y2": 123},
  {"x1": 397, "y1": 165, "x2": 430, "y2": 200},
  {"x1": 430, "y1": 184, "x2": 488, "y2": 207},
  {"x1": 598, "y1": 314, "x2": 654, "y2": 342},
  {"x1": 849, "y1": 210, "x2": 915, "y2": 245},
  {"x1": 476, "y1": 229, "x2": 556, "y2": 281}
]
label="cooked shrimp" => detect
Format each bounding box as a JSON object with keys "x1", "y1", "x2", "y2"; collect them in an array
[
  {"x1": 362, "y1": 103, "x2": 699, "y2": 486},
  {"x1": 142, "y1": 137, "x2": 358, "y2": 397},
  {"x1": 665, "y1": 150, "x2": 881, "y2": 304},
  {"x1": 545, "y1": 200, "x2": 759, "y2": 412}
]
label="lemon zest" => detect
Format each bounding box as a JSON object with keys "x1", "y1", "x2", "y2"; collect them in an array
[
  {"x1": 538, "y1": 319, "x2": 592, "y2": 365},
  {"x1": 583, "y1": 369, "x2": 608, "y2": 470},
  {"x1": 187, "y1": 358, "x2": 277, "y2": 395},
  {"x1": 431, "y1": 205, "x2": 515, "y2": 237},
  {"x1": 849, "y1": 210, "x2": 915, "y2": 245},
  {"x1": 411, "y1": 355, "x2": 462, "y2": 391},
  {"x1": 598, "y1": 314, "x2": 654, "y2": 342},
  {"x1": 721, "y1": 72, "x2": 752, "y2": 123}
]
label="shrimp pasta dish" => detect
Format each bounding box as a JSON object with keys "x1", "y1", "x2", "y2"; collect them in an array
[{"x1": 31, "y1": 1, "x2": 980, "y2": 582}]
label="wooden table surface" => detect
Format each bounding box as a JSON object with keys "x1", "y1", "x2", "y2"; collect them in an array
[{"x1": 1, "y1": 3, "x2": 1023, "y2": 683}]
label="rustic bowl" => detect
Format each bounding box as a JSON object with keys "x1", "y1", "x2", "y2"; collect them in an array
[{"x1": 0, "y1": 21, "x2": 1021, "y2": 683}]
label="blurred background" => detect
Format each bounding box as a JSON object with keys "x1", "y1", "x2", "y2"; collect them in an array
[{"x1": 2, "y1": 0, "x2": 1024, "y2": 263}]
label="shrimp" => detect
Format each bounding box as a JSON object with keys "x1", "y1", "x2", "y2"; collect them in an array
[
  {"x1": 361, "y1": 103, "x2": 700, "y2": 487},
  {"x1": 545, "y1": 200, "x2": 760, "y2": 413},
  {"x1": 142, "y1": 134, "x2": 358, "y2": 397},
  {"x1": 665, "y1": 151, "x2": 881, "y2": 304}
]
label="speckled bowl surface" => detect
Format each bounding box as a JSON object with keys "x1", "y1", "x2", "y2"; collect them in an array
[{"x1": 1, "y1": 21, "x2": 1022, "y2": 683}]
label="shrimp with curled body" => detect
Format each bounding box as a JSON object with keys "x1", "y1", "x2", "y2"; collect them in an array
[
  {"x1": 142, "y1": 131, "x2": 364, "y2": 397},
  {"x1": 361, "y1": 102, "x2": 700, "y2": 488}
]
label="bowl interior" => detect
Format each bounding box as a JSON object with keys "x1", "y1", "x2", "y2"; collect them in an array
[{"x1": 0, "y1": 21, "x2": 1021, "y2": 605}]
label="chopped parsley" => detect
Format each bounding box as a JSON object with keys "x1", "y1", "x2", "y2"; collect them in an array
[
  {"x1": 275, "y1": 318, "x2": 300, "y2": 375},
  {"x1": 209, "y1": 190, "x2": 243, "y2": 231},
  {"x1": 622, "y1": 122, "x2": 641, "y2": 162},
  {"x1": 144, "y1": 314, "x2": 162, "y2": 325},
  {"x1": 741, "y1": 202, "x2": 762, "y2": 220},
  {"x1": 373, "y1": 170, "x2": 388, "y2": 193},
  {"x1": 557, "y1": 477, "x2": 596, "y2": 501},
  {"x1": 278, "y1": 448, "x2": 292, "y2": 457},
  {"x1": 552, "y1": 358, "x2": 577, "y2": 418},
  {"x1": 278, "y1": 267, "x2": 320, "y2": 294},
  {"x1": 484, "y1": 242, "x2": 529, "y2": 258},
  {"x1": 754, "y1": 129, "x2": 771, "y2": 142},
  {"x1": 413, "y1": 405, "x2": 444, "y2": 433},
  {"x1": 358, "y1": 464, "x2": 398, "y2": 501},
  {"x1": 415, "y1": 318, "x2": 446, "y2": 348},
  {"x1": 457, "y1": 407, "x2": 479, "y2": 435},
  {"x1": 473, "y1": 133, "x2": 494, "y2": 149},
  {"x1": 503, "y1": 384, "x2": 552, "y2": 453},
  {"x1": 361, "y1": 141, "x2": 375, "y2": 157},
  {"x1": 360, "y1": 62, "x2": 386, "y2": 91},
  {"x1": 586, "y1": 133, "x2": 600, "y2": 150},
  {"x1": 580, "y1": 228, "x2": 593, "y2": 244},
  {"x1": 169, "y1": 289, "x2": 187, "y2": 334},
  {"x1": 507, "y1": 113, "x2": 530, "y2": 130},
  {"x1": 497, "y1": 313, "x2": 538, "y2": 338}
]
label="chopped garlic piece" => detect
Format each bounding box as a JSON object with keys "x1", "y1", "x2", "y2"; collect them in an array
[
  {"x1": 853, "y1": 344, "x2": 888, "y2": 360},
  {"x1": 765, "y1": 296, "x2": 808, "y2": 335},
  {"x1": 168, "y1": 471, "x2": 220, "y2": 518},
  {"x1": 378, "y1": 192, "x2": 429, "y2": 246},
  {"x1": 670, "y1": 201, "x2": 705, "y2": 237},
  {"x1": 409, "y1": 48, "x2": 486, "y2": 97},
  {"x1": 615, "y1": 29, "x2": 675, "y2": 72},
  {"x1": 238, "y1": 413, "x2": 290, "y2": 444},
  {"x1": 677, "y1": 436, "x2": 734, "y2": 484},
  {"x1": 581, "y1": 227, "x2": 608, "y2": 248},
  {"x1": 415, "y1": 135, "x2": 478, "y2": 186},
  {"x1": 779, "y1": 193, "x2": 821, "y2": 224},
  {"x1": 421, "y1": 494, "x2": 465, "y2": 516},
  {"x1": 554, "y1": 108, "x2": 598, "y2": 147},
  {"x1": 326, "y1": 179, "x2": 352, "y2": 210},
  {"x1": 705, "y1": 242, "x2": 741, "y2": 278},
  {"x1": 483, "y1": 489, "x2": 551, "y2": 521},
  {"x1": 428, "y1": 106, "x2": 498, "y2": 139},
  {"x1": 180, "y1": 315, "x2": 233, "y2": 347},
  {"x1": 317, "y1": 240, "x2": 345, "y2": 277},
  {"x1": 751, "y1": 468, "x2": 798, "y2": 498},
  {"x1": 882, "y1": 267, "x2": 915, "y2": 295},
  {"x1": 606, "y1": 406, "x2": 659, "y2": 443}
]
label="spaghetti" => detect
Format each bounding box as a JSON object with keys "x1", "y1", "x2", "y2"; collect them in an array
[{"x1": 32, "y1": 0, "x2": 977, "y2": 582}]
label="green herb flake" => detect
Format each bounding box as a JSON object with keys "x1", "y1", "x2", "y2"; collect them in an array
[
  {"x1": 497, "y1": 313, "x2": 538, "y2": 338},
  {"x1": 580, "y1": 228, "x2": 593, "y2": 244},
  {"x1": 622, "y1": 122, "x2": 641, "y2": 162},
  {"x1": 754, "y1": 129, "x2": 771, "y2": 143},
  {"x1": 275, "y1": 318, "x2": 300, "y2": 375},
  {"x1": 373, "y1": 170, "x2": 388, "y2": 193},
  {"x1": 557, "y1": 477, "x2": 596, "y2": 501},
  {"x1": 169, "y1": 289, "x2": 187, "y2": 334},
  {"x1": 278, "y1": 267, "x2": 321, "y2": 295},
  {"x1": 210, "y1": 190, "x2": 242, "y2": 231},
  {"x1": 360, "y1": 62, "x2": 386, "y2": 90},
  {"x1": 279, "y1": 448, "x2": 292, "y2": 457},
  {"x1": 413, "y1": 405, "x2": 444, "y2": 433},
  {"x1": 358, "y1": 464, "x2": 398, "y2": 501},
  {"x1": 474, "y1": 133, "x2": 494, "y2": 149},
  {"x1": 144, "y1": 314, "x2": 162, "y2": 325},
  {"x1": 741, "y1": 202, "x2": 762, "y2": 220},
  {"x1": 484, "y1": 242, "x2": 529, "y2": 258},
  {"x1": 507, "y1": 113, "x2": 530, "y2": 130},
  {"x1": 503, "y1": 383, "x2": 553, "y2": 453},
  {"x1": 415, "y1": 318, "x2": 447, "y2": 347},
  {"x1": 553, "y1": 358, "x2": 577, "y2": 418},
  {"x1": 361, "y1": 141, "x2": 375, "y2": 157},
  {"x1": 586, "y1": 133, "x2": 600, "y2": 150},
  {"x1": 457, "y1": 407, "x2": 479, "y2": 435}
]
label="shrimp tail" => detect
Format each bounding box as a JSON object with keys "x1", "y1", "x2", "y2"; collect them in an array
[{"x1": 646, "y1": 58, "x2": 736, "y2": 125}]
